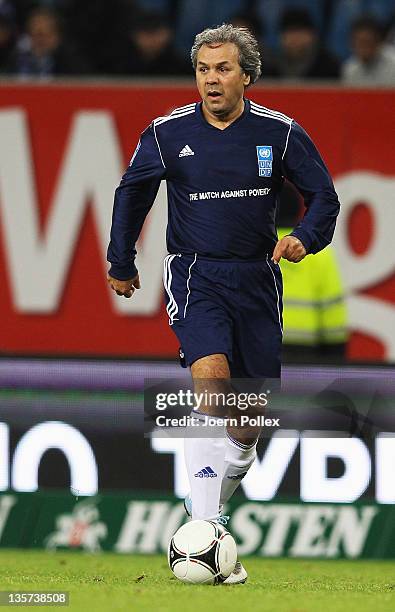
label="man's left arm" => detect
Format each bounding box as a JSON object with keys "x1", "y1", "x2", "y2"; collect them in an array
[{"x1": 272, "y1": 121, "x2": 340, "y2": 264}]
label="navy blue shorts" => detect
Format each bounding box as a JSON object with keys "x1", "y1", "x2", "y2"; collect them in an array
[{"x1": 163, "y1": 253, "x2": 283, "y2": 379}]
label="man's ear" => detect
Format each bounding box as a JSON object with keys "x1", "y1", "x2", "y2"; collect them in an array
[{"x1": 244, "y1": 73, "x2": 251, "y2": 87}]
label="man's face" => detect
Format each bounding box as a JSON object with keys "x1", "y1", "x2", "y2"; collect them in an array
[
  {"x1": 281, "y1": 28, "x2": 315, "y2": 59},
  {"x1": 133, "y1": 26, "x2": 171, "y2": 59},
  {"x1": 28, "y1": 15, "x2": 59, "y2": 56},
  {"x1": 353, "y1": 29, "x2": 380, "y2": 63},
  {"x1": 196, "y1": 42, "x2": 250, "y2": 117},
  {"x1": 0, "y1": 18, "x2": 13, "y2": 48}
]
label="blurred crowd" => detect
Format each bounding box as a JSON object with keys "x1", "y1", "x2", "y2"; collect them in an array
[{"x1": 1, "y1": 0, "x2": 395, "y2": 83}]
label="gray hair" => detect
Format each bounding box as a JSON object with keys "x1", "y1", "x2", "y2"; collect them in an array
[{"x1": 191, "y1": 23, "x2": 262, "y2": 85}]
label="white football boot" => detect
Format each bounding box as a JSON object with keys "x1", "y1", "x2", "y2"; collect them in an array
[
  {"x1": 183, "y1": 494, "x2": 248, "y2": 585},
  {"x1": 222, "y1": 560, "x2": 248, "y2": 585}
]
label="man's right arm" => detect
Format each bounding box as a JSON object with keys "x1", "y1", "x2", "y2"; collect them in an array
[{"x1": 107, "y1": 122, "x2": 166, "y2": 281}]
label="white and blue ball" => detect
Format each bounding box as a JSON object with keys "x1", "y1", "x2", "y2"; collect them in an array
[{"x1": 168, "y1": 519, "x2": 237, "y2": 585}]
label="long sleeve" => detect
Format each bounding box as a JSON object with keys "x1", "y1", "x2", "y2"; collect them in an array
[
  {"x1": 107, "y1": 122, "x2": 166, "y2": 279},
  {"x1": 282, "y1": 122, "x2": 340, "y2": 254}
]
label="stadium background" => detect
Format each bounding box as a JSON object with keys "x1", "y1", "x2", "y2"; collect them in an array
[{"x1": 0, "y1": 0, "x2": 395, "y2": 564}]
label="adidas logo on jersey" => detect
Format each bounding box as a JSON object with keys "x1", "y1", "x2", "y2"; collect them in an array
[
  {"x1": 179, "y1": 145, "x2": 195, "y2": 157},
  {"x1": 194, "y1": 466, "x2": 217, "y2": 478}
]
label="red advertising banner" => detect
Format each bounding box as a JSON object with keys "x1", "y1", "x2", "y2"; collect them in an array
[{"x1": 0, "y1": 83, "x2": 394, "y2": 359}]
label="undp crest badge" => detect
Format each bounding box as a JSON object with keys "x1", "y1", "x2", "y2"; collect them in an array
[{"x1": 256, "y1": 145, "x2": 273, "y2": 177}]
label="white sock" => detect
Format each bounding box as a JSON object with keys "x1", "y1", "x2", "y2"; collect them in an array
[
  {"x1": 184, "y1": 412, "x2": 226, "y2": 520},
  {"x1": 219, "y1": 434, "x2": 257, "y2": 506}
]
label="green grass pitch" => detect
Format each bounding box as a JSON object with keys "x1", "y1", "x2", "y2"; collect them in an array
[{"x1": 0, "y1": 550, "x2": 394, "y2": 611}]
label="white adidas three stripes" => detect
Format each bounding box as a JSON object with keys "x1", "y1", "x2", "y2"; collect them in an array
[
  {"x1": 163, "y1": 254, "x2": 180, "y2": 326},
  {"x1": 163, "y1": 253, "x2": 197, "y2": 326}
]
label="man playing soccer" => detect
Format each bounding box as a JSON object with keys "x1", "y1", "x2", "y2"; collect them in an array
[{"x1": 107, "y1": 24, "x2": 340, "y2": 584}]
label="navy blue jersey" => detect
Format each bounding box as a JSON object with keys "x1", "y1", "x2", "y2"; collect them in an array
[{"x1": 108, "y1": 99, "x2": 340, "y2": 280}]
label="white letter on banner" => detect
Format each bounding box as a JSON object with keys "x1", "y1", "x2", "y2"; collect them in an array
[
  {"x1": 11, "y1": 421, "x2": 97, "y2": 495},
  {"x1": 151, "y1": 437, "x2": 189, "y2": 497},
  {"x1": 0, "y1": 495, "x2": 16, "y2": 542},
  {"x1": 334, "y1": 172, "x2": 395, "y2": 291},
  {"x1": 290, "y1": 506, "x2": 336, "y2": 557},
  {"x1": 159, "y1": 503, "x2": 186, "y2": 553},
  {"x1": 231, "y1": 503, "x2": 271, "y2": 556},
  {"x1": 0, "y1": 109, "x2": 166, "y2": 315},
  {"x1": 326, "y1": 506, "x2": 378, "y2": 558},
  {"x1": 241, "y1": 431, "x2": 299, "y2": 500},
  {"x1": 0, "y1": 423, "x2": 9, "y2": 491},
  {"x1": 300, "y1": 434, "x2": 370, "y2": 502},
  {"x1": 261, "y1": 505, "x2": 303, "y2": 556},
  {"x1": 376, "y1": 433, "x2": 395, "y2": 503},
  {"x1": 334, "y1": 172, "x2": 395, "y2": 359},
  {"x1": 115, "y1": 501, "x2": 170, "y2": 553}
]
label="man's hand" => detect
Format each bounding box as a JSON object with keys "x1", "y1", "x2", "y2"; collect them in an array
[
  {"x1": 107, "y1": 273, "x2": 141, "y2": 298},
  {"x1": 271, "y1": 235, "x2": 307, "y2": 264}
]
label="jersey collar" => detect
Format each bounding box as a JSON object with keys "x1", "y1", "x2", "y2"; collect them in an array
[{"x1": 196, "y1": 98, "x2": 250, "y2": 131}]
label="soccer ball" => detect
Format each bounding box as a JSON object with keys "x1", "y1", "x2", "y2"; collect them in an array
[{"x1": 168, "y1": 519, "x2": 237, "y2": 585}]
